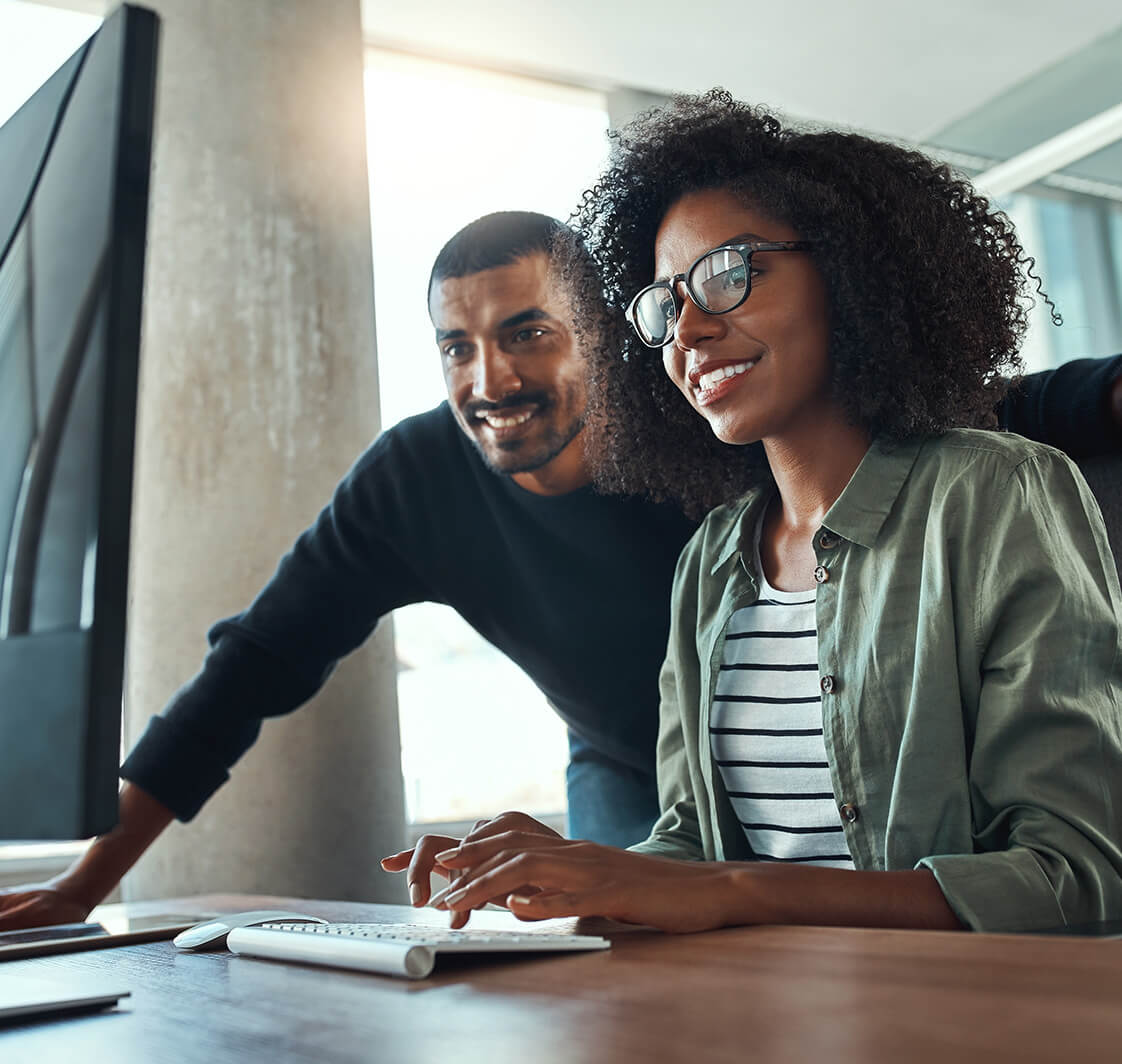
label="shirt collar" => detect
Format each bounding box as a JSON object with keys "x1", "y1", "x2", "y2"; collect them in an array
[
  {"x1": 709, "y1": 486, "x2": 775, "y2": 576},
  {"x1": 707, "y1": 436, "x2": 925, "y2": 573},
  {"x1": 822, "y1": 436, "x2": 924, "y2": 549}
]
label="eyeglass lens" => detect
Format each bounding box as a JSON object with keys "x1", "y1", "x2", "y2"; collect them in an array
[
  {"x1": 632, "y1": 248, "x2": 751, "y2": 347},
  {"x1": 633, "y1": 287, "x2": 677, "y2": 347},
  {"x1": 690, "y1": 248, "x2": 749, "y2": 312}
]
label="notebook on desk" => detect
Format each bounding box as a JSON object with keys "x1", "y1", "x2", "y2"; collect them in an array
[{"x1": 0, "y1": 972, "x2": 129, "y2": 1023}]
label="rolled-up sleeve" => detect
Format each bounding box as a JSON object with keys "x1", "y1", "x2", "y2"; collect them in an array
[{"x1": 920, "y1": 450, "x2": 1122, "y2": 931}]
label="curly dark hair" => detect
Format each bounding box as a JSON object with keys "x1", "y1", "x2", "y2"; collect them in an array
[{"x1": 563, "y1": 89, "x2": 1040, "y2": 518}]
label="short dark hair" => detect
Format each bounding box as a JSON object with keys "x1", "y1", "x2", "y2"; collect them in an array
[
  {"x1": 428, "y1": 211, "x2": 568, "y2": 299},
  {"x1": 567, "y1": 89, "x2": 1041, "y2": 517}
]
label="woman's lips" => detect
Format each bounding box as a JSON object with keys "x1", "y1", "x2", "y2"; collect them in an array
[{"x1": 693, "y1": 359, "x2": 758, "y2": 406}]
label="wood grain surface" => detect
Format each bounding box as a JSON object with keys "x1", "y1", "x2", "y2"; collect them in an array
[{"x1": 1, "y1": 893, "x2": 1120, "y2": 1063}]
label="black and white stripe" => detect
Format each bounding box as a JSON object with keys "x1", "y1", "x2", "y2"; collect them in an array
[{"x1": 710, "y1": 573, "x2": 854, "y2": 870}]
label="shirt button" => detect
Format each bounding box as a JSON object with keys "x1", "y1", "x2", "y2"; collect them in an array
[
  {"x1": 813, "y1": 565, "x2": 830, "y2": 584},
  {"x1": 820, "y1": 675, "x2": 836, "y2": 694},
  {"x1": 818, "y1": 532, "x2": 839, "y2": 550},
  {"x1": 840, "y1": 803, "x2": 860, "y2": 824}
]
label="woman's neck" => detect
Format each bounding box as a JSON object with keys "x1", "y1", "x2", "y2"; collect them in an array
[
  {"x1": 757, "y1": 414, "x2": 871, "y2": 592},
  {"x1": 762, "y1": 415, "x2": 871, "y2": 533}
]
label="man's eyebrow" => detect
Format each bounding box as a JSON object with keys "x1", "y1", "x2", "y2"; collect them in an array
[
  {"x1": 499, "y1": 307, "x2": 553, "y2": 330},
  {"x1": 434, "y1": 308, "x2": 554, "y2": 343}
]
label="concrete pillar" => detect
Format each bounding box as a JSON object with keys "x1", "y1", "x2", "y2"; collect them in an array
[{"x1": 122, "y1": 0, "x2": 406, "y2": 903}]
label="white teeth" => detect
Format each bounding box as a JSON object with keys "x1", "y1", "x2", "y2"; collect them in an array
[
  {"x1": 479, "y1": 409, "x2": 534, "y2": 428},
  {"x1": 697, "y1": 361, "x2": 755, "y2": 393}
]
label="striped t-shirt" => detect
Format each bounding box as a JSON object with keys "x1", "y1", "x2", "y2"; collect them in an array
[{"x1": 709, "y1": 553, "x2": 854, "y2": 869}]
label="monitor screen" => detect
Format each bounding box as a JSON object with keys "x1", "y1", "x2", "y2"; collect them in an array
[{"x1": 0, "y1": 4, "x2": 158, "y2": 840}]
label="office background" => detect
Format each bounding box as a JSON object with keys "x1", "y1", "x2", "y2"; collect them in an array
[{"x1": 1, "y1": 0, "x2": 1120, "y2": 904}]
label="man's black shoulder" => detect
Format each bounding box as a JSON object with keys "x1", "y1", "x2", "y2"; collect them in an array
[{"x1": 347, "y1": 401, "x2": 480, "y2": 484}]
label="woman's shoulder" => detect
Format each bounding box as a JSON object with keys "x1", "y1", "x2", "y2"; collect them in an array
[
  {"x1": 913, "y1": 428, "x2": 1080, "y2": 488},
  {"x1": 906, "y1": 430, "x2": 1105, "y2": 545}
]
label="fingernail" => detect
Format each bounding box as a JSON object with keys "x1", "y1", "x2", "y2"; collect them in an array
[
  {"x1": 508, "y1": 894, "x2": 533, "y2": 905},
  {"x1": 429, "y1": 885, "x2": 450, "y2": 907},
  {"x1": 409, "y1": 883, "x2": 423, "y2": 906},
  {"x1": 445, "y1": 888, "x2": 466, "y2": 906},
  {"x1": 435, "y1": 849, "x2": 457, "y2": 863}
]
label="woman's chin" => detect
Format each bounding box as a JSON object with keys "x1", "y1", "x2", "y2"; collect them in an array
[{"x1": 706, "y1": 415, "x2": 764, "y2": 448}]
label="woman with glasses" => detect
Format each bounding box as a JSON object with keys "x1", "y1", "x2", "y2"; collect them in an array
[{"x1": 387, "y1": 90, "x2": 1122, "y2": 933}]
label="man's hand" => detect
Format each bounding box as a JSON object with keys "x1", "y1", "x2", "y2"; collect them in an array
[
  {"x1": 381, "y1": 811, "x2": 562, "y2": 929},
  {"x1": 0, "y1": 881, "x2": 92, "y2": 931},
  {"x1": 0, "y1": 784, "x2": 174, "y2": 933},
  {"x1": 428, "y1": 830, "x2": 742, "y2": 933}
]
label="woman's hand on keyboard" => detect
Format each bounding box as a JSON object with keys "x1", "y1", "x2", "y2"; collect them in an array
[
  {"x1": 381, "y1": 812, "x2": 562, "y2": 929},
  {"x1": 427, "y1": 833, "x2": 747, "y2": 934}
]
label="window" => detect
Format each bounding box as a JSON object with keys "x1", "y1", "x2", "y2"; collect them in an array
[
  {"x1": 1001, "y1": 190, "x2": 1122, "y2": 372},
  {"x1": 0, "y1": 0, "x2": 101, "y2": 126},
  {"x1": 363, "y1": 51, "x2": 610, "y2": 825}
]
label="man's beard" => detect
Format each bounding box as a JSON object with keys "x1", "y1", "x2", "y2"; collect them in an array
[{"x1": 462, "y1": 390, "x2": 585, "y2": 475}]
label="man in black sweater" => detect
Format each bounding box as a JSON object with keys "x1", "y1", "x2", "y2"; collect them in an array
[{"x1": 2, "y1": 212, "x2": 1119, "y2": 928}]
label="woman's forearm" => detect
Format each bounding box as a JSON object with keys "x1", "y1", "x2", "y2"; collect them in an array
[
  {"x1": 433, "y1": 831, "x2": 966, "y2": 932},
  {"x1": 721, "y1": 863, "x2": 964, "y2": 931}
]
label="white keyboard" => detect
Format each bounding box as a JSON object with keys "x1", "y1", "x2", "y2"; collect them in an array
[{"x1": 226, "y1": 921, "x2": 611, "y2": 980}]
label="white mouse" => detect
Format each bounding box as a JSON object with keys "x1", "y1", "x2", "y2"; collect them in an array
[{"x1": 173, "y1": 910, "x2": 328, "y2": 951}]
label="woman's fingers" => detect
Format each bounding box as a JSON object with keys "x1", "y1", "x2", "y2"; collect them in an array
[
  {"x1": 378, "y1": 834, "x2": 461, "y2": 906},
  {"x1": 436, "y1": 828, "x2": 567, "y2": 870},
  {"x1": 384, "y1": 813, "x2": 570, "y2": 922},
  {"x1": 430, "y1": 837, "x2": 579, "y2": 908},
  {"x1": 435, "y1": 846, "x2": 600, "y2": 913},
  {"x1": 507, "y1": 888, "x2": 612, "y2": 921}
]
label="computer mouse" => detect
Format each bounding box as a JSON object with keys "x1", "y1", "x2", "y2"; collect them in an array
[{"x1": 173, "y1": 910, "x2": 328, "y2": 951}]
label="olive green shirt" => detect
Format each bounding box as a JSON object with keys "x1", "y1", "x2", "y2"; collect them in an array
[{"x1": 631, "y1": 429, "x2": 1122, "y2": 932}]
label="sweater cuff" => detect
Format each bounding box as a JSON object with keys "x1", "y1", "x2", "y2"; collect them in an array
[
  {"x1": 917, "y1": 849, "x2": 1066, "y2": 932},
  {"x1": 120, "y1": 716, "x2": 231, "y2": 822}
]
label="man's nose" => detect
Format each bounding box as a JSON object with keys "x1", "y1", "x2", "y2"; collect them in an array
[
  {"x1": 673, "y1": 285, "x2": 724, "y2": 350},
  {"x1": 472, "y1": 344, "x2": 522, "y2": 402}
]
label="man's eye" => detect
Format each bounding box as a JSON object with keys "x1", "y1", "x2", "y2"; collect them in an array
[
  {"x1": 511, "y1": 327, "x2": 547, "y2": 344},
  {"x1": 442, "y1": 343, "x2": 472, "y2": 361}
]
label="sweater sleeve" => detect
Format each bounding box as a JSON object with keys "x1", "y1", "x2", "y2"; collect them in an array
[
  {"x1": 998, "y1": 354, "x2": 1122, "y2": 459},
  {"x1": 120, "y1": 420, "x2": 439, "y2": 820}
]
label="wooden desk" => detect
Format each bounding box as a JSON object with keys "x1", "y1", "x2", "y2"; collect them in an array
[{"x1": 3, "y1": 893, "x2": 1121, "y2": 1063}]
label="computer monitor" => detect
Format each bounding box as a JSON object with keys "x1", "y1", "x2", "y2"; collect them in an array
[{"x1": 0, "y1": 4, "x2": 158, "y2": 840}]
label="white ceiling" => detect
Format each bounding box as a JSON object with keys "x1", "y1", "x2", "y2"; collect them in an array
[{"x1": 361, "y1": 0, "x2": 1122, "y2": 142}]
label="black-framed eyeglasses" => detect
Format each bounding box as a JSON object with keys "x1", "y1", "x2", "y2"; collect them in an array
[{"x1": 626, "y1": 240, "x2": 813, "y2": 349}]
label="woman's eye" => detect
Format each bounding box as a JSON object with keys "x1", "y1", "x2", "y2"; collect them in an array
[{"x1": 722, "y1": 267, "x2": 748, "y2": 291}]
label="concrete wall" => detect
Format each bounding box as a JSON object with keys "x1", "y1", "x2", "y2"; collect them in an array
[{"x1": 123, "y1": 0, "x2": 406, "y2": 903}]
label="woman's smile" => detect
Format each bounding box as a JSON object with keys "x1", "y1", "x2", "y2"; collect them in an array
[{"x1": 690, "y1": 356, "x2": 761, "y2": 406}]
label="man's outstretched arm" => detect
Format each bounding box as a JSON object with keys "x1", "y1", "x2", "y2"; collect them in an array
[
  {"x1": 0, "y1": 784, "x2": 174, "y2": 929},
  {"x1": 1000, "y1": 354, "x2": 1122, "y2": 458}
]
